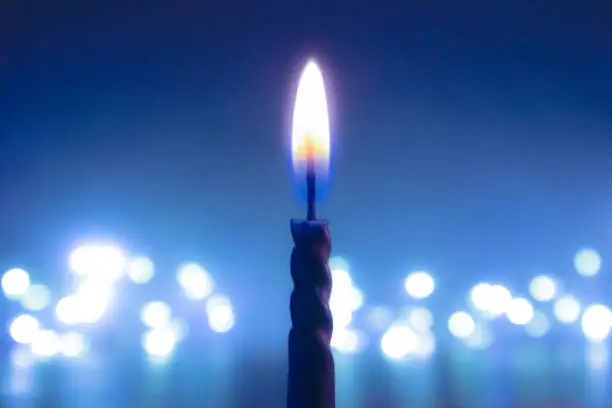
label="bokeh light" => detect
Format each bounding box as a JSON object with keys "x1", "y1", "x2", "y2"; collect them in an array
[
  {"x1": 328, "y1": 256, "x2": 350, "y2": 273},
  {"x1": 381, "y1": 324, "x2": 418, "y2": 360},
  {"x1": 9, "y1": 314, "x2": 41, "y2": 345},
  {"x1": 59, "y1": 332, "x2": 87, "y2": 358},
  {"x1": 487, "y1": 285, "x2": 513, "y2": 316},
  {"x1": 554, "y1": 294, "x2": 582, "y2": 324},
  {"x1": 205, "y1": 294, "x2": 231, "y2": 315},
  {"x1": 55, "y1": 295, "x2": 81, "y2": 325},
  {"x1": 177, "y1": 263, "x2": 214, "y2": 300},
  {"x1": 331, "y1": 327, "x2": 363, "y2": 355},
  {"x1": 529, "y1": 275, "x2": 557, "y2": 302},
  {"x1": 366, "y1": 306, "x2": 394, "y2": 332},
  {"x1": 525, "y1": 311, "x2": 550, "y2": 337},
  {"x1": 143, "y1": 327, "x2": 177, "y2": 358},
  {"x1": 470, "y1": 283, "x2": 512, "y2": 317},
  {"x1": 2, "y1": 268, "x2": 31, "y2": 298},
  {"x1": 169, "y1": 318, "x2": 190, "y2": 341},
  {"x1": 404, "y1": 271, "x2": 435, "y2": 299},
  {"x1": 75, "y1": 280, "x2": 113, "y2": 323},
  {"x1": 20, "y1": 284, "x2": 51, "y2": 312},
  {"x1": 581, "y1": 304, "x2": 612, "y2": 342},
  {"x1": 127, "y1": 257, "x2": 155, "y2": 284},
  {"x1": 462, "y1": 324, "x2": 493, "y2": 349},
  {"x1": 10, "y1": 344, "x2": 35, "y2": 369},
  {"x1": 470, "y1": 283, "x2": 493, "y2": 312},
  {"x1": 141, "y1": 301, "x2": 172, "y2": 329},
  {"x1": 574, "y1": 248, "x2": 601, "y2": 277},
  {"x1": 31, "y1": 330, "x2": 61, "y2": 357},
  {"x1": 207, "y1": 300, "x2": 235, "y2": 333},
  {"x1": 406, "y1": 307, "x2": 434, "y2": 333},
  {"x1": 331, "y1": 268, "x2": 352, "y2": 289},
  {"x1": 4, "y1": 234, "x2": 612, "y2": 395},
  {"x1": 68, "y1": 243, "x2": 127, "y2": 282},
  {"x1": 346, "y1": 286, "x2": 364, "y2": 311},
  {"x1": 506, "y1": 298, "x2": 534, "y2": 325},
  {"x1": 412, "y1": 330, "x2": 436, "y2": 358},
  {"x1": 448, "y1": 311, "x2": 475, "y2": 339},
  {"x1": 329, "y1": 265, "x2": 365, "y2": 332}
]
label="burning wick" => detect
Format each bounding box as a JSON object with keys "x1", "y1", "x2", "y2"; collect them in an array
[
  {"x1": 292, "y1": 60, "x2": 331, "y2": 221},
  {"x1": 306, "y1": 146, "x2": 316, "y2": 221}
]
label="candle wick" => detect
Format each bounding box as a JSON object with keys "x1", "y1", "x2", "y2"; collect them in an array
[{"x1": 306, "y1": 158, "x2": 316, "y2": 221}]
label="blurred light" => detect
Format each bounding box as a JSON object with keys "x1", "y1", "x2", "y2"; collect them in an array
[
  {"x1": 68, "y1": 243, "x2": 127, "y2": 282},
  {"x1": 10, "y1": 344, "x2": 35, "y2": 368},
  {"x1": 9, "y1": 314, "x2": 40, "y2": 344},
  {"x1": 486, "y1": 285, "x2": 513, "y2": 316},
  {"x1": 208, "y1": 302, "x2": 235, "y2": 333},
  {"x1": 75, "y1": 280, "x2": 113, "y2": 323},
  {"x1": 413, "y1": 331, "x2": 436, "y2": 359},
  {"x1": 462, "y1": 324, "x2": 493, "y2": 349},
  {"x1": 59, "y1": 332, "x2": 87, "y2": 357},
  {"x1": 55, "y1": 295, "x2": 80, "y2": 325},
  {"x1": 205, "y1": 294, "x2": 232, "y2": 315},
  {"x1": 329, "y1": 256, "x2": 350, "y2": 273},
  {"x1": 525, "y1": 311, "x2": 550, "y2": 337},
  {"x1": 331, "y1": 328, "x2": 363, "y2": 355},
  {"x1": 2, "y1": 268, "x2": 31, "y2": 298},
  {"x1": 127, "y1": 257, "x2": 154, "y2": 284},
  {"x1": 177, "y1": 263, "x2": 214, "y2": 300},
  {"x1": 404, "y1": 271, "x2": 435, "y2": 299},
  {"x1": 506, "y1": 298, "x2": 534, "y2": 325},
  {"x1": 448, "y1": 311, "x2": 475, "y2": 339},
  {"x1": 574, "y1": 248, "x2": 601, "y2": 277},
  {"x1": 529, "y1": 275, "x2": 557, "y2": 302},
  {"x1": 329, "y1": 278, "x2": 362, "y2": 329},
  {"x1": 346, "y1": 286, "x2": 364, "y2": 311},
  {"x1": 469, "y1": 283, "x2": 512, "y2": 316},
  {"x1": 143, "y1": 327, "x2": 177, "y2": 358},
  {"x1": 141, "y1": 301, "x2": 172, "y2": 329},
  {"x1": 407, "y1": 307, "x2": 434, "y2": 333},
  {"x1": 381, "y1": 324, "x2": 418, "y2": 360},
  {"x1": 587, "y1": 343, "x2": 609, "y2": 370},
  {"x1": 554, "y1": 295, "x2": 581, "y2": 324},
  {"x1": 31, "y1": 330, "x2": 61, "y2": 357},
  {"x1": 20, "y1": 284, "x2": 51, "y2": 311},
  {"x1": 366, "y1": 306, "x2": 394, "y2": 332},
  {"x1": 581, "y1": 304, "x2": 612, "y2": 342},
  {"x1": 330, "y1": 304, "x2": 353, "y2": 329},
  {"x1": 331, "y1": 268, "x2": 352, "y2": 289},
  {"x1": 169, "y1": 318, "x2": 190, "y2": 341},
  {"x1": 470, "y1": 283, "x2": 493, "y2": 312}
]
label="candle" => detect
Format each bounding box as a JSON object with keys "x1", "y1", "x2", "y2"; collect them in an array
[{"x1": 287, "y1": 59, "x2": 335, "y2": 408}]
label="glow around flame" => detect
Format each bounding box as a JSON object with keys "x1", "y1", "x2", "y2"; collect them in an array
[{"x1": 291, "y1": 60, "x2": 330, "y2": 174}]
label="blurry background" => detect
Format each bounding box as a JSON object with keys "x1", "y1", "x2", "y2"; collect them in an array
[{"x1": 2, "y1": 1, "x2": 612, "y2": 407}]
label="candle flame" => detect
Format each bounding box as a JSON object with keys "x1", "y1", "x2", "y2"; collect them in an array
[{"x1": 291, "y1": 60, "x2": 330, "y2": 174}]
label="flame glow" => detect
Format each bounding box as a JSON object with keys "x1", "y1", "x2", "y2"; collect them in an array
[{"x1": 291, "y1": 60, "x2": 330, "y2": 174}]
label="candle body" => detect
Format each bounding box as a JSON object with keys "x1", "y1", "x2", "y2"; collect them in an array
[{"x1": 287, "y1": 220, "x2": 335, "y2": 408}]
